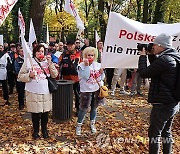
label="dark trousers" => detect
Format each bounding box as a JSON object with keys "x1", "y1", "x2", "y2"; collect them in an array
[
  {"x1": 31, "y1": 112, "x2": 49, "y2": 134},
  {"x1": 148, "y1": 103, "x2": 179, "y2": 154},
  {"x1": 16, "y1": 81, "x2": 25, "y2": 107},
  {"x1": 0, "y1": 80, "x2": 9, "y2": 101},
  {"x1": 105, "y1": 68, "x2": 114, "y2": 89},
  {"x1": 73, "y1": 82, "x2": 80, "y2": 111},
  {"x1": 7, "y1": 73, "x2": 16, "y2": 93}
]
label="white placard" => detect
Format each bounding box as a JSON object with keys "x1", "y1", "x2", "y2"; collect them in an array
[{"x1": 102, "y1": 12, "x2": 180, "y2": 68}]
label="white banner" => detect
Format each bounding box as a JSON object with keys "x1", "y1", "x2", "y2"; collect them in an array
[
  {"x1": 64, "y1": 0, "x2": 85, "y2": 30},
  {"x1": 0, "y1": 1, "x2": 7, "y2": 5},
  {"x1": 0, "y1": 0, "x2": 18, "y2": 26},
  {"x1": 102, "y1": 12, "x2": 180, "y2": 68}
]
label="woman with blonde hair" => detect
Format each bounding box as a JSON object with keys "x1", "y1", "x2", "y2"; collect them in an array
[{"x1": 76, "y1": 47, "x2": 105, "y2": 135}]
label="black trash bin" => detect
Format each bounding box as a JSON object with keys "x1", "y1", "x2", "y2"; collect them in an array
[{"x1": 52, "y1": 80, "x2": 74, "y2": 123}]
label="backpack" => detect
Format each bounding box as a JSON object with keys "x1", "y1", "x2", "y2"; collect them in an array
[{"x1": 163, "y1": 54, "x2": 180, "y2": 101}]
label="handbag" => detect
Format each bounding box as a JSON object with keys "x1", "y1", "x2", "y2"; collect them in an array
[
  {"x1": 35, "y1": 59, "x2": 58, "y2": 93},
  {"x1": 47, "y1": 77, "x2": 58, "y2": 93},
  {"x1": 99, "y1": 85, "x2": 109, "y2": 98},
  {"x1": 95, "y1": 78, "x2": 109, "y2": 98}
]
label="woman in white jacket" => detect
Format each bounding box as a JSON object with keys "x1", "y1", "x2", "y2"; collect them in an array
[
  {"x1": 18, "y1": 44, "x2": 58, "y2": 139},
  {"x1": 0, "y1": 45, "x2": 10, "y2": 105},
  {"x1": 76, "y1": 47, "x2": 105, "y2": 135}
]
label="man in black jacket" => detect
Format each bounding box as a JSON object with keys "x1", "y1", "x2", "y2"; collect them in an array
[{"x1": 138, "y1": 33, "x2": 179, "y2": 154}]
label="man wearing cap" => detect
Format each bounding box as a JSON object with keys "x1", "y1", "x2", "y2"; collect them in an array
[
  {"x1": 138, "y1": 33, "x2": 180, "y2": 154},
  {"x1": 59, "y1": 40, "x2": 81, "y2": 115}
]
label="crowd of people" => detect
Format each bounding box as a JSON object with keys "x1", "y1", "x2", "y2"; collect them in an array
[{"x1": 0, "y1": 33, "x2": 179, "y2": 154}]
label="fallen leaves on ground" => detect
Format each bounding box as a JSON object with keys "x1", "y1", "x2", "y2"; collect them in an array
[{"x1": 0, "y1": 89, "x2": 179, "y2": 154}]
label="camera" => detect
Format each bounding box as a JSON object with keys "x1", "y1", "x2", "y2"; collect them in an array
[{"x1": 137, "y1": 43, "x2": 153, "y2": 52}]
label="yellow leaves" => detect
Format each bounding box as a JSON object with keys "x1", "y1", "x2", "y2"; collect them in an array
[{"x1": 0, "y1": 93, "x2": 179, "y2": 153}]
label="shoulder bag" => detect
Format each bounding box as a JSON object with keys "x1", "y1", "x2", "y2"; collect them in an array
[{"x1": 35, "y1": 59, "x2": 58, "y2": 93}]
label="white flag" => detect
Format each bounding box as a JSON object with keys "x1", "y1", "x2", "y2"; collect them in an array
[
  {"x1": 0, "y1": 1, "x2": 7, "y2": 5},
  {"x1": 64, "y1": 0, "x2": 85, "y2": 30},
  {"x1": 95, "y1": 30, "x2": 100, "y2": 47},
  {"x1": 29, "y1": 18, "x2": 36, "y2": 50},
  {"x1": 18, "y1": 8, "x2": 25, "y2": 36},
  {"x1": 20, "y1": 33, "x2": 32, "y2": 66},
  {"x1": 0, "y1": 0, "x2": 18, "y2": 26},
  {"x1": 46, "y1": 23, "x2": 49, "y2": 44}
]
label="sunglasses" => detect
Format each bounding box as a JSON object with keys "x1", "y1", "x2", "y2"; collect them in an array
[
  {"x1": 87, "y1": 54, "x2": 94, "y2": 56},
  {"x1": 75, "y1": 42, "x2": 80, "y2": 44}
]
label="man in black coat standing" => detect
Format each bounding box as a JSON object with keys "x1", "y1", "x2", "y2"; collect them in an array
[{"x1": 138, "y1": 33, "x2": 179, "y2": 154}]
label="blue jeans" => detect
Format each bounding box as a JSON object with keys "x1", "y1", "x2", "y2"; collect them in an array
[
  {"x1": 77, "y1": 92, "x2": 97, "y2": 123},
  {"x1": 148, "y1": 103, "x2": 179, "y2": 154}
]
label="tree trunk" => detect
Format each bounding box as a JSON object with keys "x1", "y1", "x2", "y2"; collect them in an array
[
  {"x1": 136, "y1": 0, "x2": 142, "y2": 21},
  {"x1": 142, "y1": 0, "x2": 148, "y2": 23},
  {"x1": 98, "y1": 0, "x2": 106, "y2": 42},
  {"x1": 29, "y1": 0, "x2": 47, "y2": 41},
  {"x1": 152, "y1": 0, "x2": 167, "y2": 23}
]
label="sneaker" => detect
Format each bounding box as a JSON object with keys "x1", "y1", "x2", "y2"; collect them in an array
[
  {"x1": 130, "y1": 92, "x2": 136, "y2": 96},
  {"x1": 119, "y1": 90, "x2": 129, "y2": 95},
  {"x1": 76, "y1": 123, "x2": 82, "y2": 136},
  {"x1": 90, "y1": 120, "x2": 96, "y2": 134},
  {"x1": 111, "y1": 91, "x2": 115, "y2": 96}
]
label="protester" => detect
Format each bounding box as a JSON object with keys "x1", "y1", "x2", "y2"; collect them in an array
[
  {"x1": 111, "y1": 68, "x2": 129, "y2": 95},
  {"x1": 0, "y1": 45, "x2": 10, "y2": 106},
  {"x1": 47, "y1": 42, "x2": 59, "y2": 64},
  {"x1": 129, "y1": 69, "x2": 143, "y2": 96},
  {"x1": 58, "y1": 42, "x2": 64, "y2": 53},
  {"x1": 18, "y1": 44, "x2": 58, "y2": 139},
  {"x1": 138, "y1": 33, "x2": 180, "y2": 154},
  {"x1": 59, "y1": 40, "x2": 81, "y2": 115},
  {"x1": 75, "y1": 39, "x2": 81, "y2": 51},
  {"x1": 76, "y1": 47, "x2": 105, "y2": 135},
  {"x1": 7, "y1": 43, "x2": 17, "y2": 94},
  {"x1": 3, "y1": 42, "x2": 9, "y2": 52},
  {"x1": 14, "y1": 47, "x2": 25, "y2": 110},
  {"x1": 96, "y1": 40, "x2": 103, "y2": 63},
  {"x1": 81, "y1": 38, "x2": 90, "y2": 51}
]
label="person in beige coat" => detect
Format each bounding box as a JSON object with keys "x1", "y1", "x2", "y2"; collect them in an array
[{"x1": 18, "y1": 44, "x2": 58, "y2": 139}]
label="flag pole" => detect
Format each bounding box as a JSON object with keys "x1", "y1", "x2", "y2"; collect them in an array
[{"x1": 109, "y1": 0, "x2": 113, "y2": 14}]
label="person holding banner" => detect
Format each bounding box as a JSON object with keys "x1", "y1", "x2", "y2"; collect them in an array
[
  {"x1": 138, "y1": 33, "x2": 180, "y2": 154},
  {"x1": 18, "y1": 44, "x2": 58, "y2": 139},
  {"x1": 76, "y1": 47, "x2": 105, "y2": 136}
]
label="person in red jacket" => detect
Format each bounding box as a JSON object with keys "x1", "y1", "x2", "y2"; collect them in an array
[{"x1": 59, "y1": 40, "x2": 81, "y2": 115}]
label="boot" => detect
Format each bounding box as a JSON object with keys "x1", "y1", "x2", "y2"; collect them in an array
[
  {"x1": 76, "y1": 123, "x2": 82, "y2": 136},
  {"x1": 90, "y1": 120, "x2": 96, "y2": 134},
  {"x1": 41, "y1": 112, "x2": 49, "y2": 139},
  {"x1": 32, "y1": 113, "x2": 40, "y2": 139}
]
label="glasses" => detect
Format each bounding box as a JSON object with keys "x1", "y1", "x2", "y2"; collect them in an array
[
  {"x1": 75, "y1": 42, "x2": 80, "y2": 44},
  {"x1": 87, "y1": 54, "x2": 94, "y2": 56}
]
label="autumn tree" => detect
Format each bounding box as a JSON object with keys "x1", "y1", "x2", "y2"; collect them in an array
[{"x1": 29, "y1": 0, "x2": 47, "y2": 40}]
